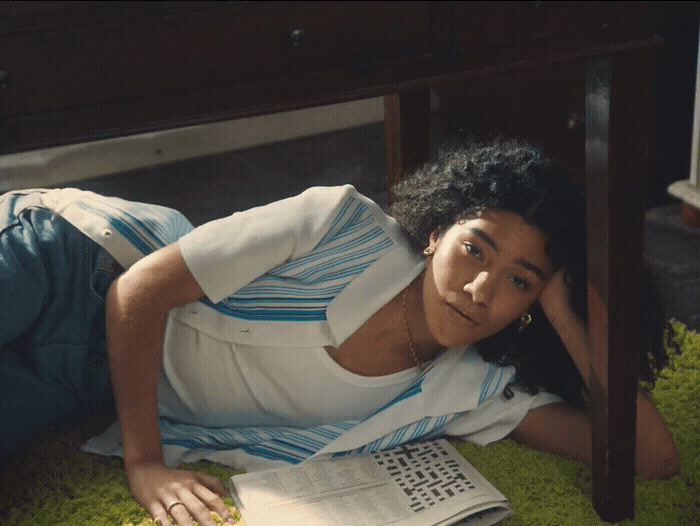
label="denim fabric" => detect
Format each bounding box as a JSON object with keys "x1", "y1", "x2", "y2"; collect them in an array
[{"x1": 0, "y1": 193, "x2": 122, "y2": 463}]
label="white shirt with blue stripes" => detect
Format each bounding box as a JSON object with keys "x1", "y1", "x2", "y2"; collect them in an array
[{"x1": 35, "y1": 185, "x2": 561, "y2": 470}]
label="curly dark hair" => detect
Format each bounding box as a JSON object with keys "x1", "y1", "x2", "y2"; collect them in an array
[
  {"x1": 390, "y1": 139, "x2": 585, "y2": 273},
  {"x1": 390, "y1": 139, "x2": 669, "y2": 407}
]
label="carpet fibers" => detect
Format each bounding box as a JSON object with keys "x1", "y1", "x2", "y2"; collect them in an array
[{"x1": 1, "y1": 320, "x2": 698, "y2": 526}]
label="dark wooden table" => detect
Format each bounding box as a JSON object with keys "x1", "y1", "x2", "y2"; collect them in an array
[{"x1": 0, "y1": 2, "x2": 667, "y2": 521}]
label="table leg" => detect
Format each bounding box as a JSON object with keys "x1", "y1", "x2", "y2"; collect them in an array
[
  {"x1": 586, "y1": 53, "x2": 650, "y2": 522},
  {"x1": 384, "y1": 91, "x2": 431, "y2": 204}
]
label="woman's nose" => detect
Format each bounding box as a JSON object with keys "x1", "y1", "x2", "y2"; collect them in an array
[{"x1": 464, "y1": 271, "x2": 493, "y2": 306}]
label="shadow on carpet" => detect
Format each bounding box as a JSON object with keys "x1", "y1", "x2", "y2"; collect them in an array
[{"x1": 1, "y1": 320, "x2": 698, "y2": 526}]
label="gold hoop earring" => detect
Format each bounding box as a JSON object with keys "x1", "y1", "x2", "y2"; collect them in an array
[
  {"x1": 519, "y1": 313, "x2": 532, "y2": 333},
  {"x1": 423, "y1": 246, "x2": 435, "y2": 256}
]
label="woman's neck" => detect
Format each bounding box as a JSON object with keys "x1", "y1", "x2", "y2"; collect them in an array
[
  {"x1": 403, "y1": 272, "x2": 444, "y2": 363},
  {"x1": 325, "y1": 272, "x2": 443, "y2": 376}
]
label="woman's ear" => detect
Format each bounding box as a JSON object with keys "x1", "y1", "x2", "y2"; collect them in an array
[
  {"x1": 429, "y1": 226, "x2": 443, "y2": 244},
  {"x1": 425, "y1": 227, "x2": 442, "y2": 255}
]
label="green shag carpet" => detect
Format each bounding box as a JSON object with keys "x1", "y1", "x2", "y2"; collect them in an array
[{"x1": 1, "y1": 320, "x2": 698, "y2": 526}]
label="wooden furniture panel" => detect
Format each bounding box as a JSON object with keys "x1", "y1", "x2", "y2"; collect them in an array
[
  {"x1": 0, "y1": 1, "x2": 661, "y2": 155},
  {"x1": 0, "y1": 1, "x2": 430, "y2": 153},
  {"x1": 435, "y1": 61, "x2": 587, "y2": 181},
  {"x1": 0, "y1": 2, "x2": 430, "y2": 115}
]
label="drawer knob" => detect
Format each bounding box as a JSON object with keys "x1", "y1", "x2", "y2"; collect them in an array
[
  {"x1": 287, "y1": 27, "x2": 306, "y2": 47},
  {"x1": 567, "y1": 112, "x2": 585, "y2": 132}
]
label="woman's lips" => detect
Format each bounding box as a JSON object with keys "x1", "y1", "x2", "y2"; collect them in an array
[{"x1": 447, "y1": 303, "x2": 479, "y2": 325}]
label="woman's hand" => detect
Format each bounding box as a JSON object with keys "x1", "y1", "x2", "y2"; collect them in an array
[
  {"x1": 538, "y1": 268, "x2": 592, "y2": 378},
  {"x1": 126, "y1": 461, "x2": 237, "y2": 526},
  {"x1": 538, "y1": 267, "x2": 573, "y2": 314}
]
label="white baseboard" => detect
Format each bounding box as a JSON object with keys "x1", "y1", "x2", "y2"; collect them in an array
[
  {"x1": 0, "y1": 97, "x2": 384, "y2": 192},
  {"x1": 668, "y1": 179, "x2": 700, "y2": 209}
]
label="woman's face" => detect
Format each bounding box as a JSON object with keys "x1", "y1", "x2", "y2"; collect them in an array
[{"x1": 422, "y1": 209, "x2": 554, "y2": 348}]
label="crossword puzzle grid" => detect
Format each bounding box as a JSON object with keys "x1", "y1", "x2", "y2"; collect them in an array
[{"x1": 372, "y1": 442, "x2": 478, "y2": 513}]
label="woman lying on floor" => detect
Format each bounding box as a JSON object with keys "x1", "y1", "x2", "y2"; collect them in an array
[{"x1": 0, "y1": 139, "x2": 679, "y2": 526}]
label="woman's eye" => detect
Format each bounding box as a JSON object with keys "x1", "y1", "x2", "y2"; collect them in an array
[
  {"x1": 464, "y1": 242, "x2": 483, "y2": 260},
  {"x1": 509, "y1": 275, "x2": 530, "y2": 290}
]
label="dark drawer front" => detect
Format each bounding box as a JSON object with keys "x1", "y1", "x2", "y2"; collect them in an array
[{"x1": 0, "y1": 2, "x2": 429, "y2": 118}]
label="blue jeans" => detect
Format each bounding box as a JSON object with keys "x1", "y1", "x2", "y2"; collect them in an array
[{"x1": 0, "y1": 192, "x2": 122, "y2": 464}]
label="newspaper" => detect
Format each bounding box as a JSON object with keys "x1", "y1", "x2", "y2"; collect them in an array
[{"x1": 229, "y1": 438, "x2": 513, "y2": 526}]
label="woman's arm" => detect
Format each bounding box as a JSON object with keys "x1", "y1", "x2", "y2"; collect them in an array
[
  {"x1": 106, "y1": 242, "x2": 236, "y2": 526},
  {"x1": 509, "y1": 269, "x2": 680, "y2": 480}
]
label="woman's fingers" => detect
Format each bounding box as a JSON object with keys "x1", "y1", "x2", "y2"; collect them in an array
[
  {"x1": 127, "y1": 463, "x2": 235, "y2": 526},
  {"x1": 195, "y1": 470, "x2": 229, "y2": 497},
  {"x1": 148, "y1": 501, "x2": 172, "y2": 526},
  {"x1": 164, "y1": 481, "x2": 235, "y2": 526},
  {"x1": 168, "y1": 498, "x2": 197, "y2": 526},
  {"x1": 190, "y1": 478, "x2": 238, "y2": 525}
]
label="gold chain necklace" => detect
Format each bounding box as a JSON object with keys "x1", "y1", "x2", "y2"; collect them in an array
[{"x1": 402, "y1": 285, "x2": 425, "y2": 369}]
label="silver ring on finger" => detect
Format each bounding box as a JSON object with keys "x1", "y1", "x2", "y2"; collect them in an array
[{"x1": 167, "y1": 501, "x2": 185, "y2": 515}]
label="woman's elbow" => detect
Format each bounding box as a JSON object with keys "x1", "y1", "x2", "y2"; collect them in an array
[{"x1": 636, "y1": 434, "x2": 680, "y2": 480}]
